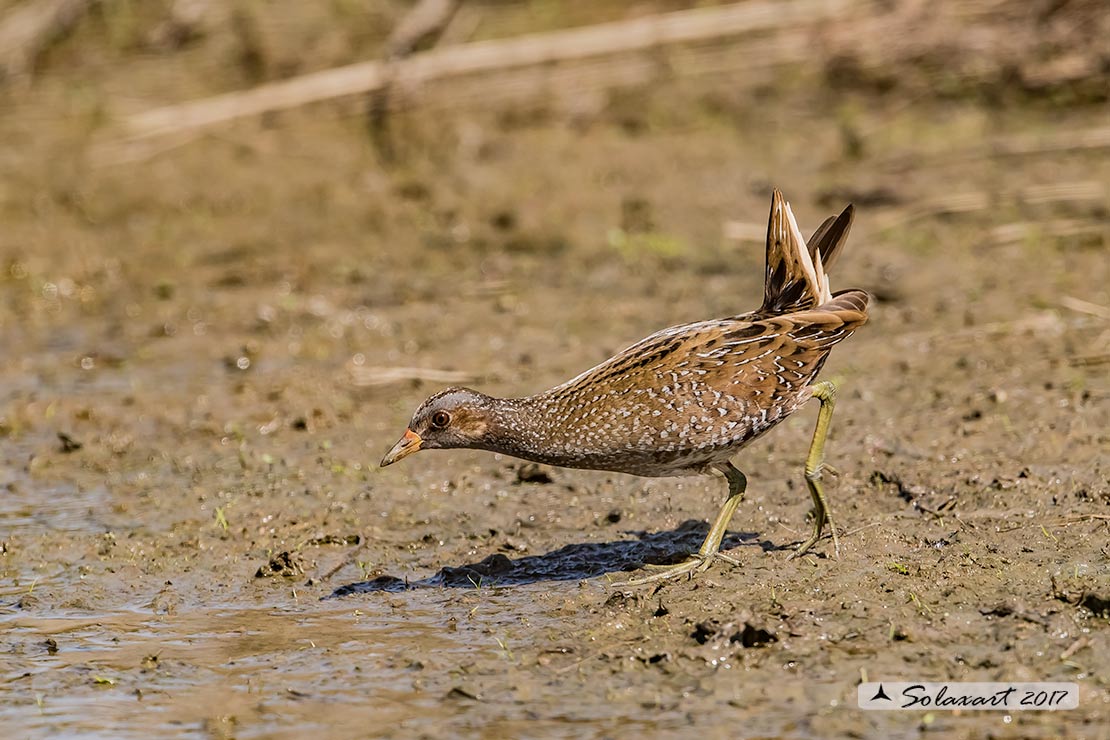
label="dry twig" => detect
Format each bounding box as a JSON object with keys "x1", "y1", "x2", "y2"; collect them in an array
[
  {"x1": 116, "y1": 0, "x2": 853, "y2": 142},
  {"x1": 991, "y1": 220, "x2": 1107, "y2": 246},
  {"x1": 1059, "y1": 296, "x2": 1110, "y2": 321}
]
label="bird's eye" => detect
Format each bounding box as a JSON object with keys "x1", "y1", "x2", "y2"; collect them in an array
[{"x1": 430, "y1": 410, "x2": 451, "y2": 429}]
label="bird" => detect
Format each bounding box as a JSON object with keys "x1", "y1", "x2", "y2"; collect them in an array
[{"x1": 381, "y1": 189, "x2": 870, "y2": 583}]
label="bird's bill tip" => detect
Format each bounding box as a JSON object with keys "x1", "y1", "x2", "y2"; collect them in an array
[{"x1": 380, "y1": 428, "x2": 422, "y2": 467}]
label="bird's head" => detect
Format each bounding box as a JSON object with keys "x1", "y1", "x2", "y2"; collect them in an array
[{"x1": 379, "y1": 387, "x2": 497, "y2": 466}]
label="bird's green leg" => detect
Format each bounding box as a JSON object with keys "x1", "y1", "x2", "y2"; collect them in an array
[
  {"x1": 627, "y1": 462, "x2": 747, "y2": 585},
  {"x1": 696, "y1": 462, "x2": 747, "y2": 564},
  {"x1": 789, "y1": 380, "x2": 842, "y2": 559}
]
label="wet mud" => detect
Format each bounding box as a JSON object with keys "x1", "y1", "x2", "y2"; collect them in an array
[{"x1": 1, "y1": 2, "x2": 1108, "y2": 738}]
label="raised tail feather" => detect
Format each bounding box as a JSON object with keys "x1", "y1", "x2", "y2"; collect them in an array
[
  {"x1": 759, "y1": 189, "x2": 856, "y2": 317},
  {"x1": 806, "y1": 202, "x2": 854, "y2": 275}
]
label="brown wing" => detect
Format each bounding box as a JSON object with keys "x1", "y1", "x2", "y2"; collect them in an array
[
  {"x1": 682, "y1": 289, "x2": 868, "y2": 401},
  {"x1": 548, "y1": 320, "x2": 734, "y2": 399},
  {"x1": 536, "y1": 290, "x2": 869, "y2": 459},
  {"x1": 722, "y1": 290, "x2": 869, "y2": 397},
  {"x1": 547, "y1": 290, "x2": 869, "y2": 406}
]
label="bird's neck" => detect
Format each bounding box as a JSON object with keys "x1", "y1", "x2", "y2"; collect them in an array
[{"x1": 476, "y1": 395, "x2": 567, "y2": 465}]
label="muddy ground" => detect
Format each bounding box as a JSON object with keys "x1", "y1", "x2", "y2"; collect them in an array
[{"x1": 1, "y1": 1, "x2": 1108, "y2": 738}]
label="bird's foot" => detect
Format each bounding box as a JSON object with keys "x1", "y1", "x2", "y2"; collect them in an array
[
  {"x1": 786, "y1": 524, "x2": 840, "y2": 560},
  {"x1": 625, "y1": 551, "x2": 740, "y2": 585},
  {"x1": 786, "y1": 537, "x2": 817, "y2": 560}
]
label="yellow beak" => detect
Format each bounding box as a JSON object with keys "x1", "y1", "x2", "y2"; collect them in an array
[{"x1": 380, "y1": 428, "x2": 423, "y2": 467}]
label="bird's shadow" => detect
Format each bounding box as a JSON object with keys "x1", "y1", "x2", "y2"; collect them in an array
[{"x1": 327, "y1": 520, "x2": 774, "y2": 597}]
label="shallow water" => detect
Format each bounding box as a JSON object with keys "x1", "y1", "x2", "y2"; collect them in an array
[
  {"x1": 6, "y1": 605, "x2": 442, "y2": 738},
  {"x1": 6, "y1": 587, "x2": 759, "y2": 739},
  {"x1": 0, "y1": 482, "x2": 109, "y2": 536}
]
